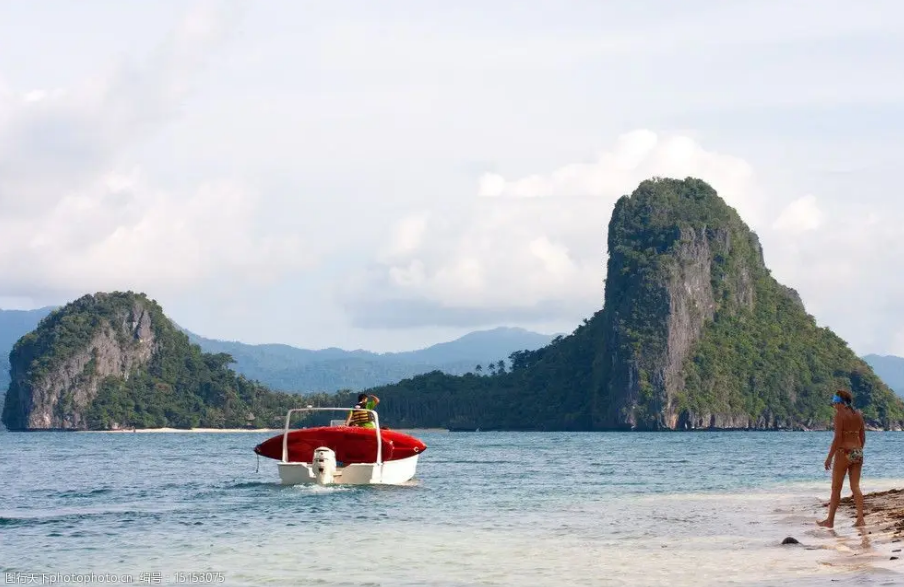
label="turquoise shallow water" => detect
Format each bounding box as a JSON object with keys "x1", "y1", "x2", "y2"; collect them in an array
[{"x1": 2, "y1": 430, "x2": 903, "y2": 586}]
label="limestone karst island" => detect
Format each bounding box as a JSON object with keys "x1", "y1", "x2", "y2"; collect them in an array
[{"x1": 3, "y1": 178, "x2": 903, "y2": 432}]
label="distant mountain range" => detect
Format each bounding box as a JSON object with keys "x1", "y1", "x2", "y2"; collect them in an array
[
  {"x1": 0, "y1": 307, "x2": 556, "y2": 395},
  {"x1": 2, "y1": 306, "x2": 901, "y2": 401},
  {"x1": 862, "y1": 354, "x2": 904, "y2": 400},
  {"x1": 181, "y1": 326, "x2": 558, "y2": 392}
]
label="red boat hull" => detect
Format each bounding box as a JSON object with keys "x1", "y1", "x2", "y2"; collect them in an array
[{"x1": 253, "y1": 426, "x2": 427, "y2": 464}]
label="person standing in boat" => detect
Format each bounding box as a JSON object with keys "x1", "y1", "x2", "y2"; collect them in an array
[
  {"x1": 346, "y1": 393, "x2": 380, "y2": 428},
  {"x1": 818, "y1": 389, "x2": 866, "y2": 529}
]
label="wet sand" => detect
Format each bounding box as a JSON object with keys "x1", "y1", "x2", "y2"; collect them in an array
[
  {"x1": 810, "y1": 487, "x2": 904, "y2": 579},
  {"x1": 838, "y1": 488, "x2": 904, "y2": 541}
]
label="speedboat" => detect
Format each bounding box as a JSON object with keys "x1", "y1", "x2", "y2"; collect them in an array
[{"x1": 253, "y1": 406, "x2": 427, "y2": 486}]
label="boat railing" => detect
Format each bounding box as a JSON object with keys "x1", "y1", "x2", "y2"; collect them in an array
[{"x1": 281, "y1": 406, "x2": 383, "y2": 466}]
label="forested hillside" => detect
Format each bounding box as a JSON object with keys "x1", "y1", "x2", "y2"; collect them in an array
[{"x1": 2, "y1": 293, "x2": 300, "y2": 430}]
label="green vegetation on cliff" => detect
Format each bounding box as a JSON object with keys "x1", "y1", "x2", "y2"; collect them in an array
[
  {"x1": 2, "y1": 292, "x2": 301, "y2": 430},
  {"x1": 304, "y1": 177, "x2": 904, "y2": 431},
  {"x1": 83, "y1": 349, "x2": 297, "y2": 430},
  {"x1": 677, "y1": 286, "x2": 897, "y2": 427},
  {"x1": 600, "y1": 178, "x2": 902, "y2": 429}
]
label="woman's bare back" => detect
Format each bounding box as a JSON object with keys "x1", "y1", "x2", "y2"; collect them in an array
[{"x1": 837, "y1": 408, "x2": 865, "y2": 451}]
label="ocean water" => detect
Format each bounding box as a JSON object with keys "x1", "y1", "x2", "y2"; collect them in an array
[{"x1": 1, "y1": 430, "x2": 903, "y2": 587}]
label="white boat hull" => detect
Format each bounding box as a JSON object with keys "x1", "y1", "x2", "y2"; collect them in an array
[{"x1": 277, "y1": 454, "x2": 420, "y2": 486}]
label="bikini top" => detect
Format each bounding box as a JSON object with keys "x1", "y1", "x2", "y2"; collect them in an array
[{"x1": 841, "y1": 414, "x2": 864, "y2": 435}]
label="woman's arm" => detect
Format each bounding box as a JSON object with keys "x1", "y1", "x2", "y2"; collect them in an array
[{"x1": 859, "y1": 413, "x2": 866, "y2": 448}]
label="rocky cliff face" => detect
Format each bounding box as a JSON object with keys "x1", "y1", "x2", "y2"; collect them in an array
[
  {"x1": 2, "y1": 296, "x2": 157, "y2": 430},
  {"x1": 590, "y1": 177, "x2": 904, "y2": 430},
  {"x1": 2, "y1": 291, "x2": 307, "y2": 431},
  {"x1": 598, "y1": 180, "x2": 759, "y2": 429}
]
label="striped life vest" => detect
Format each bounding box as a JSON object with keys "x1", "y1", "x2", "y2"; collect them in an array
[{"x1": 349, "y1": 403, "x2": 374, "y2": 427}]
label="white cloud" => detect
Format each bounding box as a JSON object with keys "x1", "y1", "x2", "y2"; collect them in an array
[
  {"x1": 381, "y1": 214, "x2": 429, "y2": 260},
  {"x1": 772, "y1": 195, "x2": 823, "y2": 233},
  {"x1": 0, "y1": 165, "x2": 311, "y2": 299},
  {"x1": 476, "y1": 130, "x2": 764, "y2": 225},
  {"x1": 0, "y1": 3, "x2": 230, "y2": 216},
  {"x1": 0, "y1": 2, "x2": 307, "y2": 300},
  {"x1": 476, "y1": 173, "x2": 506, "y2": 198},
  {"x1": 22, "y1": 89, "x2": 51, "y2": 103},
  {"x1": 343, "y1": 130, "x2": 767, "y2": 327}
]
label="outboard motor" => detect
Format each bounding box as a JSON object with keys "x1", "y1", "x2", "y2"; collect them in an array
[{"x1": 312, "y1": 447, "x2": 337, "y2": 485}]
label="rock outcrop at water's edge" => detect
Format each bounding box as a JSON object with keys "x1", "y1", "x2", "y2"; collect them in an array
[
  {"x1": 8, "y1": 303, "x2": 155, "y2": 429},
  {"x1": 1, "y1": 292, "x2": 300, "y2": 431},
  {"x1": 600, "y1": 223, "x2": 756, "y2": 429},
  {"x1": 593, "y1": 180, "x2": 793, "y2": 430},
  {"x1": 3, "y1": 296, "x2": 157, "y2": 430},
  {"x1": 581, "y1": 177, "x2": 900, "y2": 431}
]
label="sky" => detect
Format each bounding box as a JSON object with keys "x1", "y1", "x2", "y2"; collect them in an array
[{"x1": 0, "y1": 0, "x2": 903, "y2": 355}]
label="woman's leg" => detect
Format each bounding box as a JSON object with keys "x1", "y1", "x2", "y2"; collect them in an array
[
  {"x1": 848, "y1": 460, "x2": 865, "y2": 526},
  {"x1": 818, "y1": 452, "x2": 848, "y2": 528}
]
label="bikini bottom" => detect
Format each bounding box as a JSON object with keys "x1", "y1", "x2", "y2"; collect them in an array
[{"x1": 844, "y1": 448, "x2": 864, "y2": 464}]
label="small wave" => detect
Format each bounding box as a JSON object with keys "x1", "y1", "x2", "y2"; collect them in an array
[
  {"x1": 437, "y1": 459, "x2": 519, "y2": 464},
  {"x1": 0, "y1": 507, "x2": 176, "y2": 529},
  {"x1": 157, "y1": 481, "x2": 205, "y2": 490},
  {"x1": 223, "y1": 481, "x2": 278, "y2": 490},
  {"x1": 59, "y1": 488, "x2": 114, "y2": 498},
  {"x1": 292, "y1": 484, "x2": 354, "y2": 494}
]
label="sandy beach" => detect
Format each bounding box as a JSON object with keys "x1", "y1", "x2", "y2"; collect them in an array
[
  {"x1": 839, "y1": 488, "x2": 904, "y2": 543},
  {"x1": 806, "y1": 486, "x2": 904, "y2": 579}
]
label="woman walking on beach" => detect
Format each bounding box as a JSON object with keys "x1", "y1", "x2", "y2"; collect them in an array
[{"x1": 818, "y1": 389, "x2": 866, "y2": 528}]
